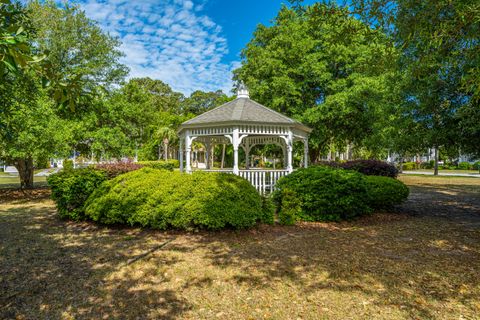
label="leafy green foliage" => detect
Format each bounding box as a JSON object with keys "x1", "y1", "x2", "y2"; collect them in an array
[
  {"x1": 364, "y1": 175, "x2": 409, "y2": 209},
  {"x1": 27, "y1": 0, "x2": 128, "y2": 111},
  {"x1": 235, "y1": 2, "x2": 397, "y2": 159},
  {"x1": 62, "y1": 159, "x2": 74, "y2": 171},
  {"x1": 47, "y1": 168, "x2": 107, "y2": 220},
  {"x1": 259, "y1": 195, "x2": 275, "y2": 225},
  {"x1": 84, "y1": 169, "x2": 265, "y2": 230},
  {"x1": 354, "y1": 0, "x2": 480, "y2": 168},
  {"x1": 0, "y1": 0, "x2": 41, "y2": 78},
  {"x1": 137, "y1": 160, "x2": 179, "y2": 171},
  {"x1": 0, "y1": 72, "x2": 71, "y2": 188},
  {"x1": 273, "y1": 166, "x2": 372, "y2": 221},
  {"x1": 457, "y1": 162, "x2": 472, "y2": 170},
  {"x1": 402, "y1": 162, "x2": 418, "y2": 170},
  {"x1": 277, "y1": 189, "x2": 301, "y2": 225}
]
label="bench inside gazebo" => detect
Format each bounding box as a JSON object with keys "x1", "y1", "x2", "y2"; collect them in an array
[{"x1": 177, "y1": 84, "x2": 312, "y2": 193}]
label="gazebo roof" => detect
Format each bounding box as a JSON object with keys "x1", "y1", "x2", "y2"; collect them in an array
[{"x1": 178, "y1": 94, "x2": 312, "y2": 133}]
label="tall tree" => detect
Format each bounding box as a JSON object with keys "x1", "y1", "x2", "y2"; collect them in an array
[
  {"x1": 353, "y1": 0, "x2": 480, "y2": 173},
  {"x1": 0, "y1": 0, "x2": 42, "y2": 78},
  {"x1": 0, "y1": 73, "x2": 70, "y2": 188},
  {"x1": 183, "y1": 90, "x2": 232, "y2": 115},
  {"x1": 234, "y1": 3, "x2": 397, "y2": 161},
  {"x1": 27, "y1": 0, "x2": 128, "y2": 113}
]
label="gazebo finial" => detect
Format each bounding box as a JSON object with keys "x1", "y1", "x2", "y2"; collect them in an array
[{"x1": 237, "y1": 82, "x2": 249, "y2": 99}]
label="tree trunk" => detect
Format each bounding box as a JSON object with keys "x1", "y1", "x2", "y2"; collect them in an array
[
  {"x1": 434, "y1": 147, "x2": 439, "y2": 176},
  {"x1": 398, "y1": 156, "x2": 404, "y2": 174},
  {"x1": 221, "y1": 144, "x2": 226, "y2": 169},
  {"x1": 158, "y1": 144, "x2": 162, "y2": 160},
  {"x1": 15, "y1": 157, "x2": 34, "y2": 189},
  {"x1": 164, "y1": 143, "x2": 168, "y2": 161}
]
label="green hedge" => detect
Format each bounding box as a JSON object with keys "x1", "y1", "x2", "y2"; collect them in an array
[
  {"x1": 273, "y1": 166, "x2": 372, "y2": 222},
  {"x1": 457, "y1": 162, "x2": 472, "y2": 170},
  {"x1": 84, "y1": 168, "x2": 270, "y2": 230},
  {"x1": 137, "y1": 160, "x2": 179, "y2": 171},
  {"x1": 47, "y1": 168, "x2": 107, "y2": 220},
  {"x1": 402, "y1": 162, "x2": 418, "y2": 170},
  {"x1": 364, "y1": 176, "x2": 409, "y2": 209}
]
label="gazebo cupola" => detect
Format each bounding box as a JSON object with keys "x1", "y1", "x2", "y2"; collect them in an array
[{"x1": 177, "y1": 84, "x2": 312, "y2": 191}]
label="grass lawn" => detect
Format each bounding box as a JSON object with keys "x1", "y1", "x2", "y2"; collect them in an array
[
  {"x1": 0, "y1": 173, "x2": 47, "y2": 189},
  {"x1": 1, "y1": 176, "x2": 479, "y2": 319},
  {"x1": 403, "y1": 169, "x2": 479, "y2": 175}
]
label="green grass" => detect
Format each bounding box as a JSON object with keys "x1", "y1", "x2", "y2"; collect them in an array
[
  {"x1": 0, "y1": 175, "x2": 47, "y2": 188},
  {"x1": 404, "y1": 169, "x2": 479, "y2": 174}
]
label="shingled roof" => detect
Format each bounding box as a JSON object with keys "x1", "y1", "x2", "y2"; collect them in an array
[{"x1": 179, "y1": 97, "x2": 312, "y2": 133}]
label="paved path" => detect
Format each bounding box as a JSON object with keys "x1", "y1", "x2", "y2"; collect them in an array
[{"x1": 403, "y1": 171, "x2": 480, "y2": 178}]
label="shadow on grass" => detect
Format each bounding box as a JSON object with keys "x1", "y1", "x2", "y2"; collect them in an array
[
  {"x1": 1, "y1": 179, "x2": 479, "y2": 319},
  {"x1": 0, "y1": 203, "x2": 190, "y2": 319}
]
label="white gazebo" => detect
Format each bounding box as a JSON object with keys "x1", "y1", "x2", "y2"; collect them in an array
[{"x1": 177, "y1": 84, "x2": 312, "y2": 192}]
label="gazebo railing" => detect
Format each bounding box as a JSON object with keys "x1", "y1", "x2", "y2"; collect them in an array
[
  {"x1": 203, "y1": 169, "x2": 289, "y2": 194},
  {"x1": 239, "y1": 170, "x2": 288, "y2": 194}
]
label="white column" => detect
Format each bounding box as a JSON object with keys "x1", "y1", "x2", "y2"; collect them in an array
[
  {"x1": 303, "y1": 138, "x2": 309, "y2": 168},
  {"x1": 185, "y1": 131, "x2": 192, "y2": 173},
  {"x1": 287, "y1": 130, "x2": 293, "y2": 173},
  {"x1": 233, "y1": 127, "x2": 240, "y2": 175},
  {"x1": 179, "y1": 138, "x2": 184, "y2": 172}
]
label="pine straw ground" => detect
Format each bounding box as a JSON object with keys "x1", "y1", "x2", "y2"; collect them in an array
[{"x1": 1, "y1": 176, "x2": 479, "y2": 320}]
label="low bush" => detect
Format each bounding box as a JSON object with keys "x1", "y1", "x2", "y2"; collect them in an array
[
  {"x1": 47, "y1": 168, "x2": 107, "y2": 220},
  {"x1": 402, "y1": 162, "x2": 418, "y2": 170},
  {"x1": 63, "y1": 159, "x2": 74, "y2": 171},
  {"x1": 364, "y1": 176, "x2": 409, "y2": 209},
  {"x1": 95, "y1": 162, "x2": 144, "y2": 179},
  {"x1": 277, "y1": 189, "x2": 301, "y2": 225},
  {"x1": 260, "y1": 196, "x2": 275, "y2": 225},
  {"x1": 318, "y1": 160, "x2": 398, "y2": 178},
  {"x1": 473, "y1": 161, "x2": 480, "y2": 171},
  {"x1": 420, "y1": 160, "x2": 435, "y2": 169},
  {"x1": 272, "y1": 166, "x2": 372, "y2": 221},
  {"x1": 137, "y1": 160, "x2": 179, "y2": 171},
  {"x1": 340, "y1": 160, "x2": 398, "y2": 178},
  {"x1": 84, "y1": 168, "x2": 266, "y2": 230},
  {"x1": 457, "y1": 162, "x2": 472, "y2": 170}
]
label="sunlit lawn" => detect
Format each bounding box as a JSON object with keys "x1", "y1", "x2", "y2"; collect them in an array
[
  {"x1": 0, "y1": 172, "x2": 47, "y2": 189},
  {"x1": 0, "y1": 176, "x2": 479, "y2": 319}
]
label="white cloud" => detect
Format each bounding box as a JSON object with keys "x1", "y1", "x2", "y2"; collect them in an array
[{"x1": 76, "y1": 0, "x2": 237, "y2": 95}]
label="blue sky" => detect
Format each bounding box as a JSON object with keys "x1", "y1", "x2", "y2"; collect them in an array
[{"x1": 73, "y1": 0, "x2": 316, "y2": 95}]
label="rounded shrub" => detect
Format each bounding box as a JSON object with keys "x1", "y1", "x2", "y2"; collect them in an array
[
  {"x1": 47, "y1": 168, "x2": 107, "y2": 220},
  {"x1": 402, "y1": 162, "x2": 418, "y2": 170},
  {"x1": 84, "y1": 168, "x2": 268, "y2": 230},
  {"x1": 364, "y1": 176, "x2": 409, "y2": 209},
  {"x1": 272, "y1": 166, "x2": 372, "y2": 221},
  {"x1": 457, "y1": 162, "x2": 472, "y2": 170}
]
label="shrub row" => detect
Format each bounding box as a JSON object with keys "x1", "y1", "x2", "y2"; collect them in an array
[
  {"x1": 319, "y1": 160, "x2": 398, "y2": 178},
  {"x1": 49, "y1": 167, "x2": 272, "y2": 230},
  {"x1": 273, "y1": 166, "x2": 409, "y2": 223},
  {"x1": 84, "y1": 169, "x2": 270, "y2": 230},
  {"x1": 137, "y1": 159, "x2": 179, "y2": 171}
]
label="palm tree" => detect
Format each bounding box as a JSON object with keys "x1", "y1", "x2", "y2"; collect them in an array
[{"x1": 155, "y1": 126, "x2": 176, "y2": 160}]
